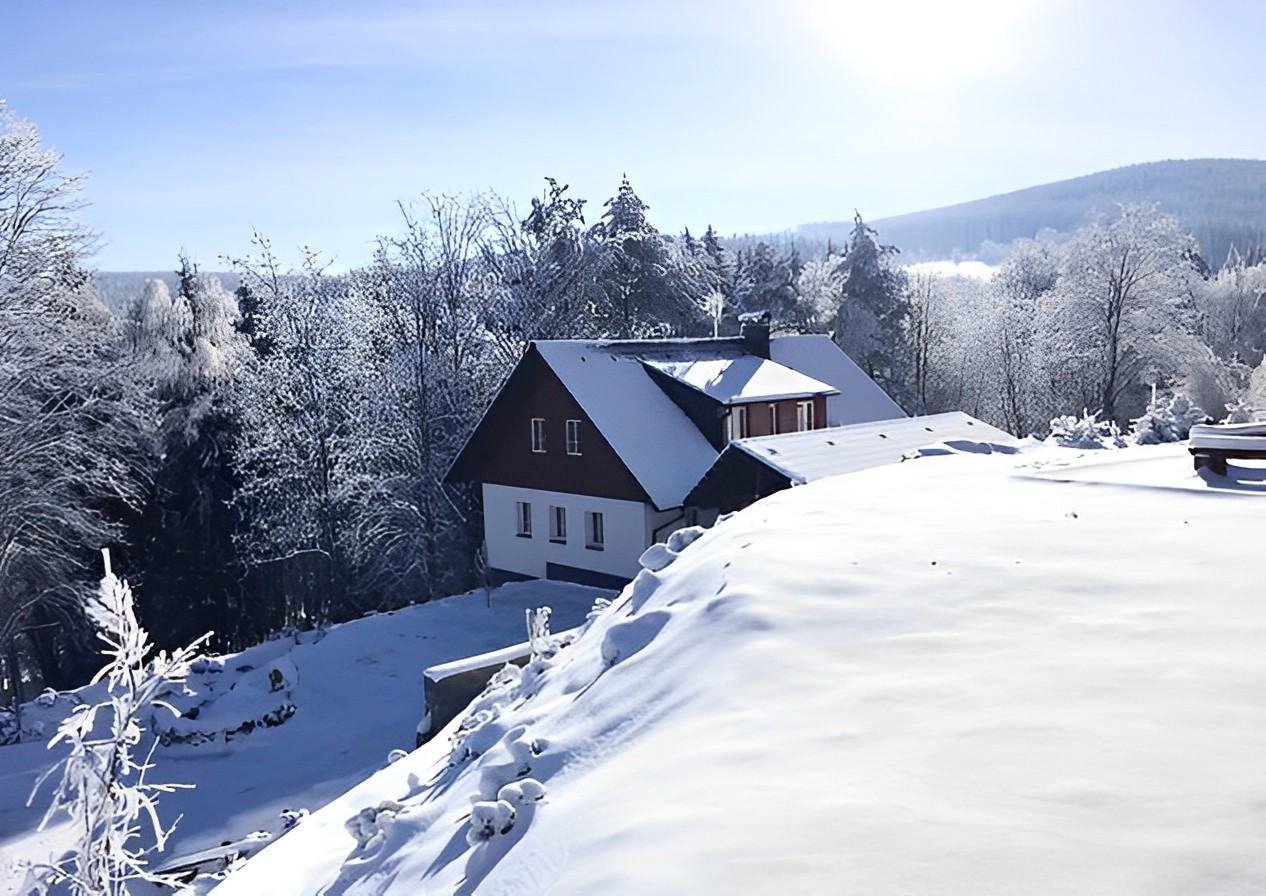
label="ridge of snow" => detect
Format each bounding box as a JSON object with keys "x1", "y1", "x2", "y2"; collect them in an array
[{"x1": 213, "y1": 443, "x2": 1266, "y2": 895}]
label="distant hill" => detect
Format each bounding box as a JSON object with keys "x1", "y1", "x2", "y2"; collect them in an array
[{"x1": 798, "y1": 159, "x2": 1266, "y2": 266}]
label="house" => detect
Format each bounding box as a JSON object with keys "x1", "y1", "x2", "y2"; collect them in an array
[
  {"x1": 685, "y1": 411, "x2": 1017, "y2": 513},
  {"x1": 446, "y1": 314, "x2": 907, "y2": 589}
]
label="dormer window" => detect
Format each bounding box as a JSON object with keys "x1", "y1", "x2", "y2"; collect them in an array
[
  {"x1": 566, "y1": 419, "x2": 582, "y2": 455},
  {"x1": 530, "y1": 417, "x2": 546, "y2": 453}
]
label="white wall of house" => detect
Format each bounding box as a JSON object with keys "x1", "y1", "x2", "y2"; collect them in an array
[{"x1": 483, "y1": 483, "x2": 664, "y2": 581}]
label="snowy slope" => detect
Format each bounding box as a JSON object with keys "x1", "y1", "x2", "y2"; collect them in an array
[
  {"x1": 214, "y1": 443, "x2": 1266, "y2": 895},
  {"x1": 0, "y1": 581, "x2": 610, "y2": 892}
]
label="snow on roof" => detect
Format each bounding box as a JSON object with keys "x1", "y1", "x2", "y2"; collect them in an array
[
  {"x1": 768, "y1": 334, "x2": 907, "y2": 425},
  {"x1": 730, "y1": 411, "x2": 1016, "y2": 484},
  {"x1": 534, "y1": 341, "x2": 719, "y2": 510},
  {"x1": 643, "y1": 356, "x2": 838, "y2": 404}
]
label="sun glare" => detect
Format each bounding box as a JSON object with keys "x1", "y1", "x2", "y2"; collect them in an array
[{"x1": 793, "y1": 0, "x2": 1031, "y2": 85}]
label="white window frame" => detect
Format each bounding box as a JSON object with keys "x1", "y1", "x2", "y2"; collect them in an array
[
  {"x1": 585, "y1": 510, "x2": 605, "y2": 551},
  {"x1": 530, "y1": 417, "x2": 546, "y2": 453},
  {"x1": 549, "y1": 505, "x2": 567, "y2": 543},
  {"x1": 728, "y1": 405, "x2": 749, "y2": 441},
  {"x1": 515, "y1": 501, "x2": 532, "y2": 538},
  {"x1": 768, "y1": 403, "x2": 779, "y2": 435},
  {"x1": 796, "y1": 400, "x2": 814, "y2": 432},
  {"x1": 565, "y1": 419, "x2": 582, "y2": 456}
]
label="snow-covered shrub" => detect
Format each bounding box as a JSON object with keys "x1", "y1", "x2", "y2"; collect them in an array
[
  {"x1": 25, "y1": 551, "x2": 208, "y2": 895},
  {"x1": 1049, "y1": 410, "x2": 1123, "y2": 449},
  {"x1": 345, "y1": 800, "x2": 404, "y2": 849},
  {"x1": 1221, "y1": 397, "x2": 1258, "y2": 424},
  {"x1": 497, "y1": 777, "x2": 546, "y2": 807},
  {"x1": 1131, "y1": 393, "x2": 1206, "y2": 444},
  {"x1": 466, "y1": 798, "x2": 516, "y2": 846}
]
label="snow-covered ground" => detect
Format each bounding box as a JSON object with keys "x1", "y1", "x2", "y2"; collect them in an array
[
  {"x1": 0, "y1": 581, "x2": 610, "y2": 892},
  {"x1": 210, "y1": 442, "x2": 1266, "y2": 895}
]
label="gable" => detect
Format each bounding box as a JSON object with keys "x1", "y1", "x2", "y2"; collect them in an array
[
  {"x1": 446, "y1": 347, "x2": 650, "y2": 504},
  {"x1": 533, "y1": 342, "x2": 720, "y2": 510}
]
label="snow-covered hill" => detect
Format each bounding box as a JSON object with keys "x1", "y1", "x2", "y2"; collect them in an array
[
  {"x1": 208, "y1": 443, "x2": 1266, "y2": 895},
  {"x1": 0, "y1": 581, "x2": 610, "y2": 892}
]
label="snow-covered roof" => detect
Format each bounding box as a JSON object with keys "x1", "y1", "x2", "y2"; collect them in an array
[
  {"x1": 768, "y1": 334, "x2": 907, "y2": 425},
  {"x1": 643, "y1": 356, "x2": 838, "y2": 404},
  {"x1": 534, "y1": 341, "x2": 718, "y2": 510},
  {"x1": 729, "y1": 412, "x2": 1016, "y2": 484}
]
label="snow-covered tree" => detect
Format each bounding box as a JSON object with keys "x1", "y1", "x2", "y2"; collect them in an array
[
  {"x1": 1131, "y1": 393, "x2": 1206, "y2": 444},
  {"x1": 230, "y1": 237, "x2": 367, "y2": 625},
  {"x1": 481, "y1": 180, "x2": 602, "y2": 363},
  {"x1": 26, "y1": 551, "x2": 206, "y2": 895},
  {"x1": 1041, "y1": 204, "x2": 1204, "y2": 423},
  {"x1": 991, "y1": 239, "x2": 1060, "y2": 434},
  {"x1": 1197, "y1": 251, "x2": 1266, "y2": 368},
  {"x1": 0, "y1": 102, "x2": 153, "y2": 690},
  {"x1": 795, "y1": 253, "x2": 843, "y2": 331},
  {"x1": 349, "y1": 195, "x2": 503, "y2": 602},
  {"x1": 592, "y1": 176, "x2": 708, "y2": 336},
  {"x1": 831, "y1": 212, "x2": 911, "y2": 391},
  {"x1": 126, "y1": 260, "x2": 251, "y2": 650}
]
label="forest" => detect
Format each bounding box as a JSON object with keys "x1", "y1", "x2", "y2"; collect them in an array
[{"x1": 4, "y1": 99, "x2": 1266, "y2": 708}]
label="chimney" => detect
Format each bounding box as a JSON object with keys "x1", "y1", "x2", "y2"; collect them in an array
[{"x1": 738, "y1": 310, "x2": 770, "y2": 358}]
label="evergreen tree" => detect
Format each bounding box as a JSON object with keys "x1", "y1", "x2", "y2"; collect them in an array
[
  {"x1": 832, "y1": 211, "x2": 911, "y2": 390},
  {"x1": 595, "y1": 175, "x2": 706, "y2": 336},
  {"x1": 129, "y1": 260, "x2": 252, "y2": 650}
]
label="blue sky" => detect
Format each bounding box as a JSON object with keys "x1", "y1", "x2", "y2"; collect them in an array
[{"x1": 5, "y1": 0, "x2": 1266, "y2": 269}]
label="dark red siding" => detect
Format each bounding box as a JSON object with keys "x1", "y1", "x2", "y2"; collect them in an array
[
  {"x1": 735, "y1": 395, "x2": 828, "y2": 438},
  {"x1": 448, "y1": 348, "x2": 649, "y2": 503}
]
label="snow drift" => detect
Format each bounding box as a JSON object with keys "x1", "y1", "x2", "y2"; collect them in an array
[{"x1": 214, "y1": 444, "x2": 1266, "y2": 895}]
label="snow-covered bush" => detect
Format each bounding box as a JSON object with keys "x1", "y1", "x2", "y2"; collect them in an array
[
  {"x1": 1221, "y1": 397, "x2": 1258, "y2": 424},
  {"x1": 1048, "y1": 410, "x2": 1123, "y2": 449},
  {"x1": 25, "y1": 551, "x2": 208, "y2": 895},
  {"x1": 1131, "y1": 393, "x2": 1206, "y2": 444},
  {"x1": 346, "y1": 800, "x2": 404, "y2": 849}
]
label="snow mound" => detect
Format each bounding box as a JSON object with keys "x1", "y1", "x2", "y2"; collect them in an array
[{"x1": 216, "y1": 445, "x2": 1266, "y2": 894}]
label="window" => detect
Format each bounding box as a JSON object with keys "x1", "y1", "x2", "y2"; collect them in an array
[
  {"x1": 796, "y1": 400, "x2": 815, "y2": 432},
  {"x1": 515, "y1": 501, "x2": 532, "y2": 538},
  {"x1": 566, "y1": 419, "x2": 582, "y2": 456},
  {"x1": 768, "y1": 403, "x2": 779, "y2": 435},
  {"x1": 585, "y1": 511, "x2": 605, "y2": 551},
  {"x1": 727, "y1": 406, "x2": 748, "y2": 441},
  {"x1": 530, "y1": 418, "x2": 546, "y2": 453},
  {"x1": 549, "y1": 506, "x2": 567, "y2": 543}
]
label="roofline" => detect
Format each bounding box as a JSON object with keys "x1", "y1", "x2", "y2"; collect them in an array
[
  {"x1": 730, "y1": 412, "x2": 976, "y2": 448},
  {"x1": 444, "y1": 343, "x2": 539, "y2": 485}
]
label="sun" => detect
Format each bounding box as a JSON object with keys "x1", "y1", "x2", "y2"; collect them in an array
[{"x1": 791, "y1": 0, "x2": 1033, "y2": 86}]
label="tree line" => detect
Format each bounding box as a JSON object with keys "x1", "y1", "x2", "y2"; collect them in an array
[{"x1": 3, "y1": 101, "x2": 1264, "y2": 705}]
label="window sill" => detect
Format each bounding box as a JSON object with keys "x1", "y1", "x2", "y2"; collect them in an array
[
  {"x1": 585, "y1": 544, "x2": 605, "y2": 552},
  {"x1": 516, "y1": 533, "x2": 532, "y2": 539},
  {"x1": 566, "y1": 450, "x2": 582, "y2": 457},
  {"x1": 549, "y1": 538, "x2": 566, "y2": 545}
]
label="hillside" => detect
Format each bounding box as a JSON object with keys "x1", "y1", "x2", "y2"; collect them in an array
[
  {"x1": 0, "y1": 581, "x2": 610, "y2": 893},
  {"x1": 799, "y1": 159, "x2": 1266, "y2": 265},
  {"x1": 212, "y1": 442, "x2": 1266, "y2": 895}
]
